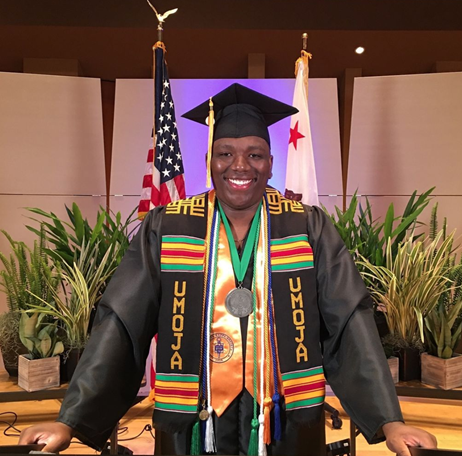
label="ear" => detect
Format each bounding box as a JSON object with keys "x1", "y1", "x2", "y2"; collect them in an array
[{"x1": 269, "y1": 154, "x2": 274, "y2": 179}]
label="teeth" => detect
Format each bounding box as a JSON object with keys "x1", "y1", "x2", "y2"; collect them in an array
[{"x1": 229, "y1": 179, "x2": 252, "y2": 186}]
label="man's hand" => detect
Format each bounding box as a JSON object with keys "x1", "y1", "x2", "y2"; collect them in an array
[
  {"x1": 19, "y1": 422, "x2": 74, "y2": 453},
  {"x1": 383, "y1": 421, "x2": 437, "y2": 456}
]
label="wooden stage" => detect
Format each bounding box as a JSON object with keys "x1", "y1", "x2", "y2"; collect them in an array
[{"x1": 1, "y1": 371, "x2": 461, "y2": 455}]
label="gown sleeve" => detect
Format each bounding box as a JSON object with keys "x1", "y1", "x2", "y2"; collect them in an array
[
  {"x1": 56, "y1": 207, "x2": 165, "y2": 450},
  {"x1": 306, "y1": 205, "x2": 404, "y2": 444}
]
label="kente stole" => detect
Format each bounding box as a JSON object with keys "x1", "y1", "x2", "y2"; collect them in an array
[{"x1": 153, "y1": 188, "x2": 326, "y2": 433}]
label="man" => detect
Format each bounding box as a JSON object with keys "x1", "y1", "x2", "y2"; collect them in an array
[{"x1": 20, "y1": 84, "x2": 436, "y2": 456}]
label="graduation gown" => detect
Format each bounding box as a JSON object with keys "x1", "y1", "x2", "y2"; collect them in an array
[{"x1": 57, "y1": 198, "x2": 403, "y2": 454}]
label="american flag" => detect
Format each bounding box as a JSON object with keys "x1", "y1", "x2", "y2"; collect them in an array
[{"x1": 138, "y1": 44, "x2": 186, "y2": 219}]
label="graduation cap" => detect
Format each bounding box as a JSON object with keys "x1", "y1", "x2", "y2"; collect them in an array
[{"x1": 182, "y1": 83, "x2": 298, "y2": 187}]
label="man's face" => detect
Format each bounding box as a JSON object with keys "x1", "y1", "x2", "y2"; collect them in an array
[{"x1": 211, "y1": 136, "x2": 273, "y2": 212}]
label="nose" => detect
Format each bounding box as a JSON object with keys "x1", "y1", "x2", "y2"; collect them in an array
[{"x1": 231, "y1": 154, "x2": 251, "y2": 171}]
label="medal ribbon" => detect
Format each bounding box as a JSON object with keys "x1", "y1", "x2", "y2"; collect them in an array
[
  {"x1": 217, "y1": 201, "x2": 262, "y2": 285},
  {"x1": 209, "y1": 222, "x2": 245, "y2": 415}
]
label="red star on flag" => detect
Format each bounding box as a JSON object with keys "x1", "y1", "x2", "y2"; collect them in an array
[{"x1": 289, "y1": 120, "x2": 305, "y2": 150}]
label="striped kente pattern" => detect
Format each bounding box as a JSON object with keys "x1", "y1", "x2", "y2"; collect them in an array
[
  {"x1": 154, "y1": 373, "x2": 199, "y2": 413},
  {"x1": 270, "y1": 234, "x2": 314, "y2": 272},
  {"x1": 282, "y1": 367, "x2": 326, "y2": 411},
  {"x1": 161, "y1": 236, "x2": 205, "y2": 272}
]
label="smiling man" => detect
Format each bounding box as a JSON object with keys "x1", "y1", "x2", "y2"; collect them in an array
[{"x1": 20, "y1": 84, "x2": 436, "y2": 456}]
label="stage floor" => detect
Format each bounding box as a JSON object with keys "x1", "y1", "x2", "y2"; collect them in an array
[{"x1": 0, "y1": 393, "x2": 461, "y2": 455}]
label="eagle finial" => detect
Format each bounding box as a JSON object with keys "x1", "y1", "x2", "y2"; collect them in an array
[{"x1": 146, "y1": 0, "x2": 178, "y2": 24}]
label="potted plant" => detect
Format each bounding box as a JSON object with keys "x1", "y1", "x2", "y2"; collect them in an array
[
  {"x1": 323, "y1": 188, "x2": 434, "y2": 350},
  {"x1": 25, "y1": 240, "x2": 121, "y2": 380},
  {"x1": 26, "y1": 203, "x2": 135, "y2": 378},
  {"x1": 359, "y1": 230, "x2": 454, "y2": 381},
  {"x1": 0, "y1": 227, "x2": 61, "y2": 376},
  {"x1": 18, "y1": 312, "x2": 64, "y2": 391},
  {"x1": 0, "y1": 311, "x2": 23, "y2": 376},
  {"x1": 421, "y1": 263, "x2": 462, "y2": 389}
]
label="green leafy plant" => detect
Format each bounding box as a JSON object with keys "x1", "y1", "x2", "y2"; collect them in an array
[
  {"x1": 25, "y1": 240, "x2": 121, "y2": 350},
  {"x1": 423, "y1": 204, "x2": 462, "y2": 358},
  {"x1": 26, "y1": 203, "x2": 138, "y2": 299},
  {"x1": 0, "y1": 226, "x2": 62, "y2": 312},
  {"x1": 19, "y1": 312, "x2": 64, "y2": 359},
  {"x1": 425, "y1": 301, "x2": 462, "y2": 359},
  {"x1": 358, "y1": 230, "x2": 454, "y2": 349},
  {"x1": 322, "y1": 188, "x2": 434, "y2": 269}
]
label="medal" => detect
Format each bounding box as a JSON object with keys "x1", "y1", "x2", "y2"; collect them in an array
[
  {"x1": 199, "y1": 409, "x2": 210, "y2": 421},
  {"x1": 225, "y1": 287, "x2": 253, "y2": 318},
  {"x1": 217, "y1": 201, "x2": 262, "y2": 318}
]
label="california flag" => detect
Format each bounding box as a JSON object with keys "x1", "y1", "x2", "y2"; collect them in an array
[{"x1": 284, "y1": 56, "x2": 319, "y2": 207}]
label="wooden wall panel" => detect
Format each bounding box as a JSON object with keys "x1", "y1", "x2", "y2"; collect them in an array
[
  {"x1": 0, "y1": 72, "x2": 106, "y2": 195},
  {"x1": 318, "y1": 195, "x2": 344, "y2": 215},
  {"x1": 347, "y1": 72, "x2": 462, "y2": 196},
  {"x1": 109, "y1": 196, "x2": 140, "y2": 226}
]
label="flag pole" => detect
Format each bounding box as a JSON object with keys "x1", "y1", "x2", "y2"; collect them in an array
[
  {"x1": 302, "y1": 32, "x2": 308, "y2": 52},
  {"x1": 157, "y1": 21, "x2": 163, "y2": 42},
  {"x1": 139, "y1": 1, "x2": 179, "y2": 220},
  {"x1": 297, "y1": 33, "x2": 311, "y2": 102},
  {"x1": 285, "y1": 32, "x2": 319, "y2": 206}
]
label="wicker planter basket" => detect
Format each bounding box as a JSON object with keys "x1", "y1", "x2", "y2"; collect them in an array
[{"x1": 421, "y1": 352, "x2": 462, "y2": 390}]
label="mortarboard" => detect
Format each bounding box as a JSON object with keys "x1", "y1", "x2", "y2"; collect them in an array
[{"x1": 182, "y1": 83, "x2": 298, "y2": 187}]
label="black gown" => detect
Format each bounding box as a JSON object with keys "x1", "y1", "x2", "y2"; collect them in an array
[{"x1": 57, "y1": 205, "x2": 403, "y2": 454}]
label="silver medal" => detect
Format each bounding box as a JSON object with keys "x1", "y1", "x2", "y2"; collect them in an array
[{"x1": 225, "y1": 287, "x2": 253, "y2": 318}]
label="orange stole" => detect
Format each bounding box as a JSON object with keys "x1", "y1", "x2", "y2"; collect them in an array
[{"x1": 210, "y1": 220, "x2": 278, "y2": 416}]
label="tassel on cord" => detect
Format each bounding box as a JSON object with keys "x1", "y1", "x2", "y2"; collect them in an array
[
  {"x1": 272, "y1": 392, "x2": 282, "y2": 441},
  {"x1": 263, "y1": 397, "x2": 273, "y2": 445},
  {"x1": 204, "y1": 405, "x2": 216, "y2": 453},
  {"x1": 263, "y1": 194, "x2": 283, "y2": 442},
  {"x1": 206, "y1": 98, "x2": 214, "y2": 188},
  {"x1": 248, "y1": 418, "x2": 260, "y2": 456},
  {"x1": 258, "y1": 413, "x2": 267, "y2": 456},
  {"x1": 190, "y1": 419, "x2": 201, "y2": 455}
]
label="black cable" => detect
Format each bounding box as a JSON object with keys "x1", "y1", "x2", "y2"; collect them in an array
[
  {"x1": 0, "y1": 411, "x2": 154, "y2": 446},
  {"x1": 0, "y1": 412, "x2": 22, "y2": 437},
  {"x1": 118, "y1": 424, "x2": 154, "y2": 441}
]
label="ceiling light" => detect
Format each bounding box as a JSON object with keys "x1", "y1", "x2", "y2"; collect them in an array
[{"x1": 355, "y1": 47, "x2": 365, "y2": 55}]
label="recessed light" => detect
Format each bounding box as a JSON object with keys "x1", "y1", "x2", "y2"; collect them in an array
[{"x1": 355, "y1": 47, "x2": 365, "y2": 55}]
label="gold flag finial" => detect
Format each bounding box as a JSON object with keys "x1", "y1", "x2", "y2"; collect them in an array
[
  {"x1": 146, "y1": 1, "x2": 178, "y2": 25},
  {"x1": 302, "y1": 33, "x2": 308, "y2": 51},
  {"x1": 146, "y1": 1, "x2": 178, "y2": 41}
]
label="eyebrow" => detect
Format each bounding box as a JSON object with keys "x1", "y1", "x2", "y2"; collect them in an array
[
  {"x1": 214, "y1": 143, "x2": 268, "y2": 152},
  {"x1": 246, "y1": 145, "x2": 267, "y2": 152}
]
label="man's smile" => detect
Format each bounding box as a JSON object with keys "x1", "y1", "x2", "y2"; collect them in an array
[{"x1": 226, "y1": 178, "x2": 255, "y2": 190}]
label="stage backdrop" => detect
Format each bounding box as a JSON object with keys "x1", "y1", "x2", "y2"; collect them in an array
[
  {"x1": 348, "y1": 71, "x2": 462, "y2": 234},
  {"x1": 110, "y1": 78, "x2": 343, "y2": 220},
  {"x1": 0, "y1": 72, "x2": 106, "y2": 326}
]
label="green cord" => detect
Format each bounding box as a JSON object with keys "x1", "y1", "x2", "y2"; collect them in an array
[{"x1": 248, "y1": 216, "x2": 261, "y2": 456}]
